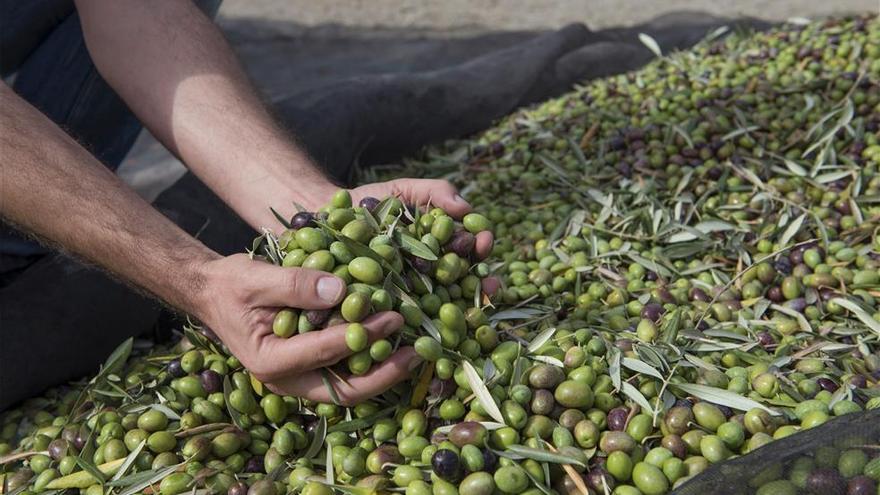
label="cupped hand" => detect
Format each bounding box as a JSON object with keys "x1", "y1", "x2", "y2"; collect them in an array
[
  {"x1": 349, "y1": 178, "x2": 494, "y2": 260},
  {"x1": 194, "y1": 254, "x2": 421, "y2": 406}
]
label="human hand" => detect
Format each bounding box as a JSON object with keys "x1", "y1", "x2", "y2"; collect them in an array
[
  {"x1": 349, "y1": 178, "x2": 494, "y2": 260},
  {"x1": 193, "y1": 254, "x2": 421, "y2": 406}
]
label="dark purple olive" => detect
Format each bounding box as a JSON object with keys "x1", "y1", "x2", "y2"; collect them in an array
[
  {"x1": 661, "y1": 434, "x2": 687, "y2": 459},
  {"x1": 198, "y1": 326, "x2": 220, "y2": 343},
  {"x1": 431, "y1": 449, "x2": 462, "y2": 482},
  {"x1": 641, "y1": 303, "x2": 664, "y2": 322},
  {"x1": 767, "y1": 286, "x2": 785, "y2": 303},
  {"x1": 690, "y1": 288, "x2": 710, "y2": 302},
  {"x1": 199, "y1": 369, "x2": 222, "y2": 394},
  {"x1": 706, "y1": 167, "x2": 723, "y2": 180},
  {"x1": 757, "y1": 332, "x2": 775, "y2": 348},
  {"x1": 428, "y1": 378, "x2": 455, "y2": 400},
  {"x1": 817, "y1": 377, "x2": 839, "y2": 392},
  {"x1": 645, "y1": 271, "x2": 658, "y2": 281},
  {"x1": 696, "y1": 320, "x2": 709, "y2": 331},
  {"x1": 290, "y1": 211, "x2": 315, "y2": 230},
  {"x1": 847, "y1": 476, "x2": 876, "y2": 495},
  {"x1": 448, "y1": 422, "x2": 488, "y2": 448},
  {"x1": 481, "y1": 448, "x2": 498, "y2": 472},
  {"x1": 785, "y1": 298, "x2": 807, "y2": 313},
  {"x1": 305, "y1": 309, "x2": 331, "y2": 327},
  {"x1": 244, "y1": 456, "x2": 264, "y2": 473},
  {"x1": 806, "y1": 468, "x2": 845, "y2": 495},
  {"x1": 228, "y1": 481, "x2": 248, "y2": 495},
  {"x1": 448, "y1": 230, "x2": 476, "y2": 258},
  {"x1": 489, "y1": 142, "x2": 504, "y2": 156},
  {"x1": 73, "y1": 432, "x2": 88, "y2": 451},
  {"x1": 615, "y1": 339, "x2": 633, "y2": 352},
  {"x1": 586, "y1": 467, "x2": 615, "y2": 492},
  {"x1": 607, "y1": 407, "x2": 629, "y2": 431},
  {"x1": 789, "y1": 249, "x2": 805, "y2": 265},
  {"x1": 716, "y1": 404, "x2": 733, "y2": 419},
  {"x1": 167, "y1": 359, "x2": 186, "y2": 378},
  {"x1": 61, "y1": 426, "x2": 79, "y2": 445},
  {"x1": 409, "y1": 256, "x2": 434, "y2": 274},
  {"x1": 47, "y1": 439, "x2": 69, "y2": 460},
  {"x1": 656, "y1": 287, "x2": 675, "y2": 304},
  {"x1": 774, "y1": 257, "x2": 792, "y2": 275},
  {"x1": 358, "y1": 196, "x2": 380, "y2": 211},
  {"x1": 850, "y1": 375, "x2": 868, "y2": 389}
]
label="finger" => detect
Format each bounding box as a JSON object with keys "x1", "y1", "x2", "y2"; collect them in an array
[
  {"x1": 246, "y1": 262, "x2": 345, "y2": 310},
  {"x1": 474, "y1": 231, "x2": 494, "y2": 260},
  {"x1": 266, "y1": 347, "x2": 421, "y2": 406},
  {"x1": 257, "y1": 312, "x2": 404, "y2": 379},
  {"x1": 390, "y1": 179, "x2": 472, "y2": 218}
]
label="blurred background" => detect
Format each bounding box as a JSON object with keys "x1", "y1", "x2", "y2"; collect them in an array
[
  {"x1": 119, "y1": 0, "x2": 878, "y2": 198},
  {"x1": 219, "y1": 0, "x2": 876, "y2": 30}
]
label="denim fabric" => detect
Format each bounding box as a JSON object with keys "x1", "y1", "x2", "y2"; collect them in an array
[{"x1": 0, "y1": 0, "x2": 222, "y2": 266}]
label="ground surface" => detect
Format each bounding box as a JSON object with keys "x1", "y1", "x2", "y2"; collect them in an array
[{"x1": 217, "y1": 0, "x2": 875, "y2": 31}]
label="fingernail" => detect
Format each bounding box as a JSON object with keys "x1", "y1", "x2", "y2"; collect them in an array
[
  {"x1": 408, "y1": 356, "x2": 424, "y2": 371},
  {"x1": 454, "y1": 193, "x2": 468, "y2": 204},
  {"x1": 317, "y1": 277, "x2": 344, "y2": 302}
]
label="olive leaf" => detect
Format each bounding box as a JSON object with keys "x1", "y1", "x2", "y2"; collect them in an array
[
  {"x1": 303, "y1": 416, "x2": 327, "y2": 460},
  {"x1": 831, "y1": 298, "x2": 880, "y2": 336},
  {"x1": 328, "y1": 406, "x2": 396, "y2": 433},
  {"x1": 621, "y1": 382, "x2": 655, "y2": 416},
  {"x1": 638, "y1": 33, "x2": 663, "y2": 58},
  {"x1": 526, "y1": 327, "x2": 557, "y2": 354},
  {"x1": 674, "y1": 383, "x2": 779, "y2": 415},
  {"x1": 621, "y1": 357, "x2": 664, "y2": 380},
  {"x1": 392, "y1": 230, "x2": 438, "y2": 261},
  {"x1": 461, "y1": 360, "x2": 505, "y2": 424},
  {"x1": 110, "y1": 439, "x2": 145, "y2": 482},
  {"x1": 221, "y1": 376, "x2": 245, "y2": 429},
  {"x1": 115, "y1": 463, "x2": 185, "y2": 495},
  {"x1": 777, "y1": 213, "x2": 806, "y2": 247},
  {"x1": 499, "y1": 445, "x2": 586, "y2": 467}
]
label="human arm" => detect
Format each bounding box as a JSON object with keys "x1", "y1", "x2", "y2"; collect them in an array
[
  {"x1": 0, "y1": 84, "x2": 415, "y2": 404},
  {"x1": 73, "y1": 0, "x2": 492, "y2": 258}
]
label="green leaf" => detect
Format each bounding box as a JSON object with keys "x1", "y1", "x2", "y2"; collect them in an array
[
  {"x1": 621, "y1": 382, "x2": 655, "y2": 415},
  {"x1": 462, "y1": 360, "x2": 504, "y2": 424},
  {"x1": 116, "y1": 464, "x2": 184, "y2": 495},
  {"x1": 674, "y1": 383, "x2": 779, "y2": 415},
  {"x1": 527, "y1": 327, "x2": 557, "y2": 354},
  {"x1": 303, "y1": 416, "x2": 327, "y2": 460},
  {"x1": 328, "y1": 406, "x2": 396, "y2": 433},
  {"x1": 74, "y1": 456, "x2": 106, "y2": 486},
  {"x1": 831, "y1": 298, "x2": 880, "y2": 336},
  {"x1": 222, "y1": 376, "x2": 245, "y2": 429},
  {"x1": 393, "y1": 230, "x2": 438, "y2": 261},
  {"x1": 621, "y1": 357, "x2": 664, "y2": 380},
  {"x1": 111, "y1": 439, "x2": 145, "y2": 482},
  {"x1": 500, "y1": 445, "x2": 586, "y2": 467},
  {"x1": 269, "y1": 207, "x2": 292, "y2": 229},
  {"x1": 93, "y1": 338, "x2": 133, "y2": 384},
  {"x1": 778, "y1": 213, "x2": 806, "y2": 247},
  {"x1": 638, "y1": 33, "x2": 663, "y2": 58}
]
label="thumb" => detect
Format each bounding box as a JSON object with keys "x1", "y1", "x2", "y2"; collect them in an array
[{"x1": 246, "y1": 262, "x2": 346, "y2": 309}]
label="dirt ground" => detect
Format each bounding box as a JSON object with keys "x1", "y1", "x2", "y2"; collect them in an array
[{"x1": 217, "y1": 0, "x2": 876, "y2": 31}]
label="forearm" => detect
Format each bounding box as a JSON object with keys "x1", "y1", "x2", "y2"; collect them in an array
[
  {"x1": 74, "y1": 0, "x2": 334, "y2": 232},
  {"x1": 0, "y1": 85, "x2": 219, "y2": 315}
]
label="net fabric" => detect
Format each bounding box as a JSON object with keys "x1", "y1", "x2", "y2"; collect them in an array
[{"x1": 672, "y1": 409, "x2": 880, "y2": 494}]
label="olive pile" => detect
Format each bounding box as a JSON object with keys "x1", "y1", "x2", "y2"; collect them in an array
[
  {"x1": 265, "y1": 188, "x2": 493, "y2": 376},
  {"x1": 3, "y1": 14, "x2": 880, "y2": 495}
]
